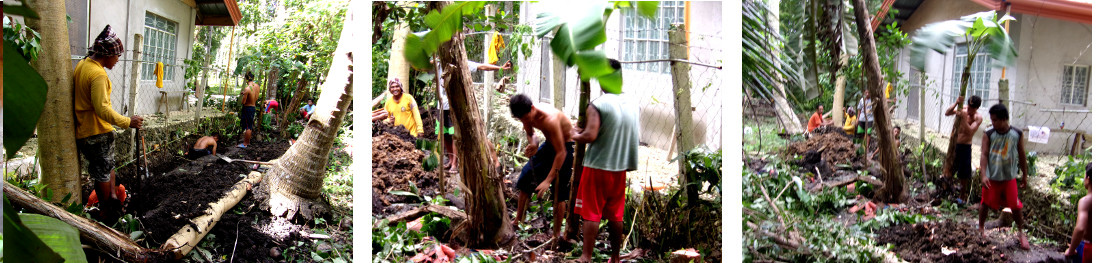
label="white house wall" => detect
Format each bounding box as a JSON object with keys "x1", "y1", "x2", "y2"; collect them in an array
[
  {"x1": 895, "y1": 2, "x2": 1092, "y2": 154},
  {"x1": 88, "y1": 0, "x2": 196, "y2": 116}
]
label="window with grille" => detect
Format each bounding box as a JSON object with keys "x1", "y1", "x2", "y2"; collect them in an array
[
  {"x1": 1060, "y1": 65, "x2": 1090, "y2": 105},
  {"x1": 142, "y1": 12, "x2": 177, "y2": 81},
  {"x1": 620, "y1": 1, "x2": 685, "y2": 74},
  {"x1": 951, "y1": 44, "x2": 991, "y2": 100}
]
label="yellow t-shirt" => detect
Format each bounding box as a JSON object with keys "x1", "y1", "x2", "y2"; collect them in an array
[
  {"x1": 384, "y1": 94, "x2": 424, "y2": 136},
  {"x1": 74, "y1": 58, "x2": 131, "y2": 139},
  {"x1": 843, "y1": 113, "x2": 858, "y2": 135}
]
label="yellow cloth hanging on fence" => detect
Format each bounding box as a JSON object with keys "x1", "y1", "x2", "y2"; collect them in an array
[
  {"x1": 155, "y1": 62, "x2": 165, "y2": 88},
  {"x1": 487, "y1": 32, "x2": 505, "y2": 64},
  {"x1": 885, "y1": 82, "x2": 893, "y2": 99}
]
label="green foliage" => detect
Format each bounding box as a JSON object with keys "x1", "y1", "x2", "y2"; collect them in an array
[
  {"x1": 743, "y1": 163, "x2": 889, "y2": 262},
  {"x1": 18, "y1": 213, "x2": 88, "y2": 263},
  {"x1": 372, "y1": 218, "x2": 426, "y2": 262},
  {"x1": 533, "y1": 1, "x2": 653, "y2": 93},
  {"x1": 404, "y1": 1, "x2": 489, "y2": 70},
  {"x1": 3, "y1": 16, "x2": 41, "y2": 61},
  {"x1": 3, "y1": 37, "x2": 49, "y2": 157},
  {"x1": 420, "y1": 212, "x2": 452, "y2": 239},
  {"x1": 679, "y1": 147, "x2": 722, "y2": 194},
  {"x1": 909, "y1": 11, "x2": 1017, "y2": 72},
  {"x1": 4, "y1": 196, "x2": 65, "y2": 263},
  {"x1": 1052, "y1": 150, "x2": 1090, "y2": 205},
  {"x1": 742, "y1": 0, "x2": 798, "y2": 101}
]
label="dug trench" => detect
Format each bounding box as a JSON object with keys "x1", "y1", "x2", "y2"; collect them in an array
[{"x1": 83, "y1": 132, "x2": 343, "y2": 262}]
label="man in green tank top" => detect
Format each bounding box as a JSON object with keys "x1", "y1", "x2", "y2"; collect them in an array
[
  {"x1": 571, "y1": 59, "x2": 640, "y2": 263},
  {"x1": 979, "y1": 103, "x2": 1031, "y2": 250}
]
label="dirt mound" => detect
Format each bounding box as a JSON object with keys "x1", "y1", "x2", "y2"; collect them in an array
[
  {"x1": 877, "y1": 220, "x2": 1005, "y2": 263},
  {"x1": 129, "y1": 140, "x2": 290, "y2": 247},
  {"x1": 372, "y1": 133, "x2": 439, "y2": 216},
  {"x1": 786, "y1": 132, "x2": 856, "y2": 177}
]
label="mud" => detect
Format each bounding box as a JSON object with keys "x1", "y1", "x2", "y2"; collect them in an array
[
  {"x1": 786, "y1": 130, "x2": 857, "y2": 177},
  {"x1": 877, "y1": 220, "x2": 1067, "y2": 263},
  {"x1": 371, "y1": 133, "x2": 439, "y2": 217}
]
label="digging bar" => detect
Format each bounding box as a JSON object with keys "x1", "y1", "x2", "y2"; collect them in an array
[{"x1": 216, "y1": 154, "x2": 273, "y2": 165}]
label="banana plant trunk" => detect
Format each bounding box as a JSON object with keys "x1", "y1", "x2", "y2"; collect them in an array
[
  {"x1": 26, "y1": 0, "x2": 81, "y2": 205},
  {"x1": 565, "y1": 79, "x2": 591, "y2": 240},
  {"x1": 853, "y1": 0, "x2": 906, "y2": 203},
  {"x1": 432, "y1": 0, "x2": 513, "y2": 248},
  {"x1": 943, "y1": 62, "x2": 972, "y2": 179},
  {"x1": 262, "y1": 10, "x2": 355, "y2": 221}
]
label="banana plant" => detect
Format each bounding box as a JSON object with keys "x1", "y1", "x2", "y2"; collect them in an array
[
  {"x1": 533, "y1": 1, "x2": 657, "y2": 94},
  {"x1": 909, "y1": 10, "x2": 1017, "y2": 176}
]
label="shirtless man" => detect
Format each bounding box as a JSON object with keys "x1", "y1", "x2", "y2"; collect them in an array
[
  {"x1": 944, "y1": 95, "x2": 983, "y2": 198},
  {"x1": 188, "y1": 133, "x2": 220, "y2": 159},
  {"x1": 238, "y1": 72, "x2": 261, "y2": 148},
  {"x1": 1065, "y1": 164, "x2": 1092, "y2": 262},
  {"x1": 509, "y1": 94, "x2": 575, "y2": 242}
]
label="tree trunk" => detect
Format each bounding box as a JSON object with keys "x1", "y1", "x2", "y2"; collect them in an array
[
  {"x1": 852, "y1": 0, "x2": 906, "y2": 203},
  {"x1": 5, "y1": 182, "x2": 171, "y2": 262},
  {"x1": 26, "y1": 0, "x2": 80, "y2": 205},
  {"x1": 943, "y1": 62, "x2": 972, "y2": 180},
  {"x1": 387, "y1": 14, "x2": 411, "y2": 86},
  {"x1": 260, "y1": 10, "x2": 355, "y2": 221},
  {"x1": 432, "y1": 0, "x2": 513, "y2": 248},
  {"x1": 278, "y1": 75, "x2": 308, "y2": 138},
  {"x1": 831, "y1": 54, "x2": 849, "y2": 125}
]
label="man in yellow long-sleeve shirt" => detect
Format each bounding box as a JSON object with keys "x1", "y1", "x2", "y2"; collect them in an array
[
  {"x1": 74, "y1": 25, "x2": 144, "y2": 223},
  {"x1": 381, "y1": 78, "x2": 424, "y2": 136}
]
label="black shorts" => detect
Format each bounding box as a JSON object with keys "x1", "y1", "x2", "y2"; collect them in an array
[
  {"x1": 442, "y1": 110, "x2": 455, "y2": 137},
  {"x1": 76, "y1": 132, "x2": 116, "y2": 183},
  {"x1": 241, "y1": 106, "x2": 256, "y2": 130},
  {"x1": 515, "y1": 142, "x2": 575, "y2": 201},
  {"x1": 953, "y1": 144, "x2": 973, "y2": 179},
  {"x1": 188, "y1": 148, "x2": 212, "y2": 159}
]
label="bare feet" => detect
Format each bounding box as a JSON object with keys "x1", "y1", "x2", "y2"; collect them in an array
[{"x1": 1018, "y1": 233, "x2": 1030, "y2": 250}]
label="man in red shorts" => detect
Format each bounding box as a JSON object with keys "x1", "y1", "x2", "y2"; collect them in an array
[
  {"x1": 571, "y1": 59, "x2": 640, "y2": 263},
  {"x1": 978, "y1": 103, "x2": 1031, "y2": 250}
]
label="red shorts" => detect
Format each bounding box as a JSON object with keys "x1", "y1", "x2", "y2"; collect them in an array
[
  {"x1": 575, "y1": 167, "x2": 627, "y2": 222},
  {"x1": 981, "y1": 178, "x2": 1023, "y2": 211}
]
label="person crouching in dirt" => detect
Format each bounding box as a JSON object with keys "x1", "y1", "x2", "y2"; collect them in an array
[
  {"x1": 509, "y1": 93, "x2": 576, "y2": 243},
  {"x1": 571, "y1": 59, "x2": 640, "y2": 263},
  {"x1": 978, "y1": 104, "x2": 1031, "y2": 250},
  {"x1": 382, "y1": 78, "x2": 425, "y2": 136},
  {"x1": 1065, "y1": 164, "x2": 1092, "y2": 262},
  {"x1": 74, "y1": 25, "x2": 144, "y2": 224},
  {"x1": 188, "y1": 133, "x2": 220, "y2": 159},
  {"x1": 238, "y1": 72, "x2": 260, "y2": 148},
  {"x1": 806, "y1": 103, "x2": 832, "y2": 136},
  {"x1": 870, "y1": 126, "x2": 902, "y2": 160},
  {"x1": 301, "y1": 99, "x2": 316, "y2": 120},
  {"x1": 843, "y1": 107, "x2": 858, "y2": 138},
  {"x1": 944, "y1": 95, "x2": 983, "y2": 201}
]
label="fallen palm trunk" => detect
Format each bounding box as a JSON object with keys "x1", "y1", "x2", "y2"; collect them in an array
[
  {"x1": 4, "y1": 182, "x2": 169, "y2": 262},
  {"x1": 161, "y1": 171, "x2": 264, "y2": 259}
]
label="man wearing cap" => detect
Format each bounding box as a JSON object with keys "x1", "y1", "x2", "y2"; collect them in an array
[{"x1": 74, "y1": 25, "x2": 144, "y2": 223}]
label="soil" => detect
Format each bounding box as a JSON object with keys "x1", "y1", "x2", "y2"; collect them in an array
[
  {"x1": 371, "y1": 110, "x2": 439, "y2": 141},
  {"x1": 786, "y1": 129, "x2": 857, "y2": 177},
  {"x1": 371, "y1": 131, "x2": 439, "y2": 217},
  {"x1": 127, "y1": 138, "x2": 290, "y2": 247},
  {"x1": 877, "y1": 220, "x2": 1067, "y2": 263}
]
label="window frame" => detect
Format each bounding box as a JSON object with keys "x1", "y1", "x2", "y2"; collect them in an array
[
  {"x1": 1060, "y1": 64, "x2": 1090, "y2": 106},
  {"x1": 142, "y1": 12, "x2": 178, "y2": 81},
  {"x1": 950, "y1": 43, "x2": 992, "y2": 101},
  {"x1": 619, "y1": 1, "x2": 686, "y2": 74}
]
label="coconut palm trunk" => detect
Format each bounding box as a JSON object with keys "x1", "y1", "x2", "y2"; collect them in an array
[
  {"x1": 26, "y1": 0, "x2": 80, "y2": 205},
  {"x1": 431, "y1": 0, "x2": 513, "y2": 248},
  {"x1": 262, "y1": 9, "x2": 354, "y2": 221}
]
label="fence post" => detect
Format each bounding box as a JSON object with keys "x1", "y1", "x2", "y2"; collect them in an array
[
  {"x1": 481, "y1": 4, "x2": 496, "y2": 122},
  {"x1": 669, "y1": 24, "x2": 698, "y2": 205},
  {"x1": 127, "y1": 34, "x2": 144, "y2": 162},
  {"x1": 127, "y1": 34, "x2": 143, "y2": 116}
]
